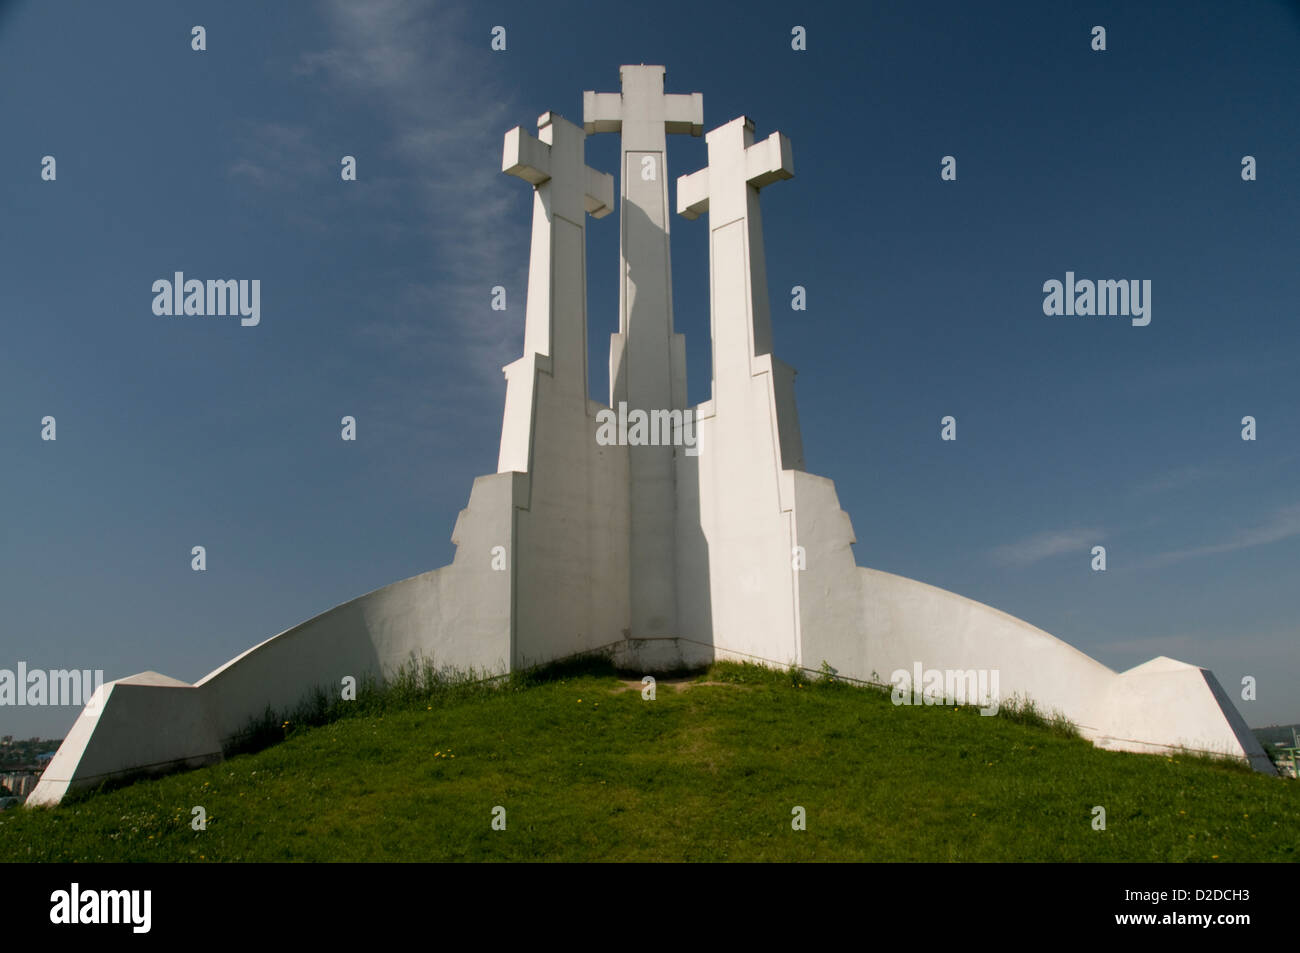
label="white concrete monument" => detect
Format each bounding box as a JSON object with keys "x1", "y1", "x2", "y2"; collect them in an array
[
  {"x1": 584, "y1": 66, "x2": 701, "y2": 656},
  {"x1": 29, "y1": 67, "x2": 1272, "y2": 804}
]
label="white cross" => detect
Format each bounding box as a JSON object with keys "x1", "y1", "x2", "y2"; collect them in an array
[
  {"x1": 503, "y1": 111, "x2": 614, "y2": 222},
  {"x1": 676, "y1": 115, "x2": 795, "y2": 377},
  {"x1": 583, "y1": 65, "x2": 702, "y2": 149},
  {"x1": 677, "y1": 116, "x2": 793, "y2": 223}
]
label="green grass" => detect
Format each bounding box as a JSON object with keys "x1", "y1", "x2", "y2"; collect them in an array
[{"x1": 2, "y1": 660, "x2": 1297, "y2": 861}]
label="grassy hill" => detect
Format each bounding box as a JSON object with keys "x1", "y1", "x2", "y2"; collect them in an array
[{"x1": 2, "y1": 660, "x2": 1296, "y2": 862}]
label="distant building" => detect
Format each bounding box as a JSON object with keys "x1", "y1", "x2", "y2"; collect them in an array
[
  {"x1": 1273, "y1": 739, "x2": 1300, "y2": 780},
  {"x1": 0, "y1": 772, "x2": 38, "y2": 799}
]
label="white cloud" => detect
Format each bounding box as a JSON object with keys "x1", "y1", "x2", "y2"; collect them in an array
[
  {"x1": 990, "y1": 528, "x2": 1104, "y2": 567},
  {"x1": 297, "y1": 0, "x2": 526, "y2": 391},
  {"x1": 1129, "y1": 462, "x2": 1219, "y2": 497},
  {"x1": 1135, "y1": 503, "x2": 1300, "y2": 569},
  {"x1": 227, "y1": 121, "x2": 315, "y2": 189}
]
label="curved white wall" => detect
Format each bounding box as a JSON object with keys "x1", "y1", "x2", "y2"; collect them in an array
[
  {"x1": 29, "y1": 472, "x2": 517, "y2": 806},
  {"x1": 785, "y1": 470, "x2": 1271, "y2": 769}
]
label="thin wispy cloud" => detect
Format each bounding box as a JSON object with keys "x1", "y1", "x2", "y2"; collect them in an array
[
  {"x1": 228, "y1": 121, "x2": 316, "y2": 190},
  {"x1": 297, "y1": 0, "x2": 525, "y2": 393},
  {"x1": 1129, "y1": 462, "x2": 1220, "y2": 497},
  {"x1": 990, "y1": 528, "x2": 1104, "y2": 567},
  {"x1": 1134, "y1": 503, "x2": 1300, "y2": 569},
  {"x1": 1094, "y1": 628, "x2": 1300, "y2": 662}
]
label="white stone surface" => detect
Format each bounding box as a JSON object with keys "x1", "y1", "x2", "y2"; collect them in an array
[
  {"x1": 584, "y1": 66, "x2": 701, "y2": 642},
  {"x1": 497, "y1": 111, "x2": 630, "y2": 669},
  {"x1": 674, "y1": 117, "x2": 801, "y2": 668},
  {"x1": 29, "y1": 68, "x2": 1274, "y2": 806}
]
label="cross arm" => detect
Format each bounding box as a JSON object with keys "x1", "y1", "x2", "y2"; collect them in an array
[
  {"x1": 663, "y1": 92, "x2": 704, "y2": 136},
  {"x1": 745, "y1": 131, "x2": 794, "y2": 189},
  {"x1": 585, "y1": 166, "x2": 614, "y2": 219},
  {"x1": 502, "y1": 125, "x2": 550, "y2": 185},
  {"x1": 676, "y1": 168, "x2": 709, "y2": 220},
  {"x1": 675, "y1": 127, "x2": 794, "y2": 220},
  {"x1": 582, "y1": 90, "x2": 703, "y2": 136},
  {"x1": 582, "y1": 91, "x2": 623, "y2": 134},
  {"x1": 503, "y1": 119, "x2": 614, "y2": 220}
]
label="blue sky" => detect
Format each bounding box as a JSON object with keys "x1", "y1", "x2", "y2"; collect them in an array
[{"x1": 1, "y1": 0, "x2": 1297, "y2": 739}]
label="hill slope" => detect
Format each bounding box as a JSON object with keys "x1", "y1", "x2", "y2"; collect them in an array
[{"x1": 2, "y1": 662, "x2": 1296, "y2": 862}]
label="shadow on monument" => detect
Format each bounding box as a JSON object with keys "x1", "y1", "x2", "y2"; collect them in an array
[{"x1": 614, "y1": 196, "x2": 714, "y2": 669}]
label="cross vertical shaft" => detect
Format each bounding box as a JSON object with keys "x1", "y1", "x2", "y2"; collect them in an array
[
  {"x1": 584, "y1": 66, "x2": 702, "y2": 640},
  {"x1": 678, "y1": 116, "x2": 794, "y2": 421},
  {"x1": 498, "y1": 111, "x2": 613, "y2": 473},
  {"x1": 674, "y1": 114, "x2": 804, "y2": 666}
]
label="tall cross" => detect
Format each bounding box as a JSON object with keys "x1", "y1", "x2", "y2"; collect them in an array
[
  {"x1": 583, "y1": 65, "x2": 701, "y2": 407},
  {"x1": 675, "y1": 116, "x2": 803, "y2": 659},
  {"x1": 677, "y1": 116, "x2": 793, "y2": 402},
  {"x1": 583, "y1": 66, "x2": 702, "y2": 641},
  {"x1": 498, "y1": 111, "x2": 613, "y2": 473},
  {"x1": 584, "y1": 65, "x2": 703, "y2": 153}
]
